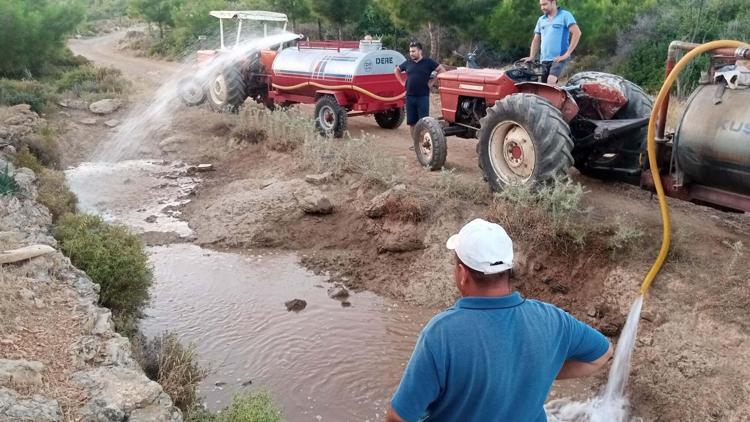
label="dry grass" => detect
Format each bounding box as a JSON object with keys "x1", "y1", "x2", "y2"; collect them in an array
[
  {"x1": 37, "y1": 168, "x2": 78, "y2": 222},
  {"x1": 489, "y1": 176, "x2": 590, "y2": 251},
  {"x1": 13, "y1": 145, "x2": 43, "y2": 174},
  {"x1": 302, "y1": 133, "x2": 401, "y2": 188},
  {"x1": 433, "y1": 169, "x2": 493, "y2": 205},
  {"x1": 383, "y1": 194, "x2": 430, "y2": 223},
  {"x1": 133, "y1": 332, "x2": 207, "y2": 411},
  {"x1": 0, "y1": 268, "x2": 89, "y2": 420},
  {"x1": 241, "y1": 107, "x2": 315, "y2": 152},
  {"x1": 606, "y1": 216, "x2": 645, "y2": 255}
]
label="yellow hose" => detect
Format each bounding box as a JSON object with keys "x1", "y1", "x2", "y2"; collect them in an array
[
  {"x1": 272, "y1": 81, "x2": 406, "y2": 102},
  {"x1": 639, "y1": 40, "x2": 748, "y2": 295}
]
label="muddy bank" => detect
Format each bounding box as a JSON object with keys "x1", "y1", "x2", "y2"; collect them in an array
[{"x1": 0, "y1": 106, "x2": 180, "y2": 421}]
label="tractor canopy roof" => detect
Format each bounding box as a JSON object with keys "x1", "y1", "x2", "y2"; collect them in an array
[{"x1": 209, "y1": 10, "x2": 288, "y2": 22}]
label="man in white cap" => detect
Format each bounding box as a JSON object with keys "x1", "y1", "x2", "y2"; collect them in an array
[{"x1": 386, "y1": 218, "x2": 613, "y2": 422}]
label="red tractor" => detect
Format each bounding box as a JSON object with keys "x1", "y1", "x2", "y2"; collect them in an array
[
  {"x1": 415, "y1": 44, "x2": 750, "y2": 212},
  {"x1": 413, "y1": 60, "x2": 653, "y2": 192}
]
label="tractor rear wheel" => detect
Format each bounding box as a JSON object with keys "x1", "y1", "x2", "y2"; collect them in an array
[
  {"x1": 208, "y1": 66, "x2": 247, "y2": 112},
  {"x1": 566, "y1": 72, "x2": 653, "y2": 174},
  {"x1": 374, "y1": 108, "x2": 405, "y2": 129},
  {"x1": 413, "y1": 117, "x2": 447, "y2": 170},
  {"x1": 314, "y1": 95, "x2": 347, "y2": 138},
  {"x1": 477, "y1": 94, "x2": 574, "y2": 191},
  {"x1": 177, "y1": 77, "x2": 206, "y2": 106}
]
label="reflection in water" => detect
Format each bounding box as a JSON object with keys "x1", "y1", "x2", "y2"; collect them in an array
[{"x1": 142, "y1": 244, "x2": 433, "y2": 421}]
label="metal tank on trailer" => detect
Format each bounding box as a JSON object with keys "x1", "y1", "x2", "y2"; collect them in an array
[{"x1": 265, "y1": 39, "x2": 408, "y2": 137}]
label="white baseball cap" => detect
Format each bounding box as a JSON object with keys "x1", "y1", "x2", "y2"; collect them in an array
[{"x1": 446, "y1": 218, "x2": 513, "y2": 274}]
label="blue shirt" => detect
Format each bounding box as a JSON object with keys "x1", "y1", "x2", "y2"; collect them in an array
[
  {"x1": 398, "y1": 58, "x2": 439, "y2": 97},
  {"x1": 391, "y1": 293, "x2": 609, "y2": 422},
  {"x1": 534, "y1": 9, "x2": 577, "y2": 62}
]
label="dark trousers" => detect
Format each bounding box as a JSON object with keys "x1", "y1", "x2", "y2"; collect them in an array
[{"x1": 406, "y1": 95, "x2": 430, "y2": 125}]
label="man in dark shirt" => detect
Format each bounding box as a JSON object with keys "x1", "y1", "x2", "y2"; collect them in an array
[{"x1": 394, "y1": 42, "x2": 446, "y2": 138}]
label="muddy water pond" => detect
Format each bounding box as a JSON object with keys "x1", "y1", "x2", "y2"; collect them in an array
[
  {"x1": 66, "y1": 160, "x2": 434, "y2": 421},
  {"x1": 144, "y1": 245, "x2": 432, "y2": 420}
]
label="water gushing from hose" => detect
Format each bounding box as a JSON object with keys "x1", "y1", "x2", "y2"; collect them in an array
[{"x1": 92, "y1": 31, "x2": 301, "y2": 162}]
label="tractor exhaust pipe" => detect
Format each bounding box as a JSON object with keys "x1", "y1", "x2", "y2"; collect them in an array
[{"x1": 657, "y1": 41, "x2": 750, "y2": 139}]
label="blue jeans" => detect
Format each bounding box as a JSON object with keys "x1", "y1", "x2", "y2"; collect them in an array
[{"x1": 406, "y1": 95, "x2": 430, "y2": 126}]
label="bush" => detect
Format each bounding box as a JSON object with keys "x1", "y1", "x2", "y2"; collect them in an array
[
  {"x1": 53, "y1": 213, "x2": 152, "y2": 335},
  {"x1": 17, "y1": 128, "x2": 62, "y2": 170},
  {"x1": 133, "y1": 332, "x2": 207, "y2": 411},
  {"x1": 0, "y1": 79, "x2": 54, "y2": 114},
  {"x1": 13, "y1": 146, "x2": 43, "y2": 175},
  {"x1": 37, "y1": 168, "x2": 78, "y2": 222},
  {"x1": 242, "y1": 107, "x2": 315, "y2": 152},
  {"x1": 434, "y1": 169, "x2": 493, "y2": 205},
  {"x1": 606, "y1": 216, "x2": 644, "y2": 255},
  {"x1": 56, "y1": 65, "x2": 128, "y2": 97},
  {"x1": 186, "y1": 390, "x2": 283, "y2": 422},
  {"x1": 490, "y1": 176, "x2": 589, "y2": 250},
  {"x1": 303, "y1": 134, "x2": 401, "y2": 188},
  {"x1": 0, "y1": 164, "x2": 20, "y2": 197},
  {"x1": 0, "y1": 0, "x2": 84, "y2": 77}
]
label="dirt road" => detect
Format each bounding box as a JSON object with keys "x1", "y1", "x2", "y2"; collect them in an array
[{"x1": 63, "y1": 31, "x2": 750, "y2": 421}]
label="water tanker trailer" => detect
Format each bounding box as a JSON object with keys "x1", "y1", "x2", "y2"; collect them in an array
[{"x1": 179, "y1": 11, "x2": 406, "y2": 138}]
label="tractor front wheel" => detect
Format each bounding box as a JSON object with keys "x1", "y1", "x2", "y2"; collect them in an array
[
  {"x1": 477, "y1": 94, "x2": 574, "y2": 191},
  {"x1": 374, "y1": 108, "x2": 405, "y2": 129},
  {"x1": 177, "y1": 77, "x2": 206, "y2": 106},
  {"x1": 314, "y1": 96, "x2": 348, "y2": 138},
  {"x1": 413, "y1": 117, "x2": 447, "y2": 171}
]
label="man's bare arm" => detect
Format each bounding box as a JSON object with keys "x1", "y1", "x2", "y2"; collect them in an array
[
  {"x1": 394, "y1": 66, "x2": 405, "y2": 86},
  {"x1": 556, "y1": 24, "x2": 581, "y2": 62},
  {"x1": 556, "y1": 343, "x2": 613, "y2": 380},
  {"x1": 522, "y1": 34, "x2": 541, "y2": 62}
]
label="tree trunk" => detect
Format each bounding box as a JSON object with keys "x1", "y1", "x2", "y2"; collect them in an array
[
  {"x1": 317, "y1": 19, "x2": 323, "y2": 40},
  {"x1": 436, "y1": 24, "x2": 442, "y2": 60},
  {"x1": 158, "y1": 22, "x2": 164, "y2": 39},
  {"x1": 427, "y1": 22, "x2": 437, "y2": 58},
  {"x1": 338, "y1": 25, "x2": 342, "y2": 41}
]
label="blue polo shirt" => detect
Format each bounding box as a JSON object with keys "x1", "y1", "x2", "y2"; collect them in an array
[
  {"x1": 391, "y1": 292, "x2": 609, "y2": 422},
  {"x1": 534, "y1": 9, "x2": 577, "y2": 61}
]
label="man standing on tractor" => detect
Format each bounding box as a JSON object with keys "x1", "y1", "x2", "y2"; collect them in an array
[
  {"x1": 394, "y1": 42, "x2": 446, "y2": 140},
  {"x1": 522, "y1": 0, "x2": 582, "y2": 85},
  {"x1": 386, "y1": 218, "x2": 612, "y2": 422}
]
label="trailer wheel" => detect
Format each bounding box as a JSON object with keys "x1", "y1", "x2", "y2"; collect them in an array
[
  {"x1": 208, "y1": 66, "x2": 247, "y2": 112},
  {"x1": 177, "y1": 77, "x2": 206, "y2": 106},
  {"x1": 374, "y1": 108, "x2": 405, "y2": 129},
  {"x1": 315, "y1": 96, "x2": 347, "y2": 138},
  {"x1": 478, "y1": 94, "x2": 573, "y2": 191},
  {"x1": 566, "y1": 71, "x2": 653, "y2": 175},
  {"x1": 413, "y1": 117, "x2": 447, "y2": 171}
]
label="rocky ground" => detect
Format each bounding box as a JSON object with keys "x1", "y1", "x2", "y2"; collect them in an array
[{"x1": 0, "y1": 105, "x2": 181, "y2": 421}]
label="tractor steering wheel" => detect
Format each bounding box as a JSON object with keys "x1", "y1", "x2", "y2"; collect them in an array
[{"x1": 512, "y1": 59, "x2": 547, "y2": 77}]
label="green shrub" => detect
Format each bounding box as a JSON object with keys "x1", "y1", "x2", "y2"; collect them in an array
[
  {"x1": 0, "y1": 79, "x2": 54, "y2": 113},
  {"x1": 186, "y1": 390, "x2": 283, "y2": 422},
  {"x1": 37, "y1": 168, "x2": 78, "y2": 222},
  {"x1": 56, "y1": 65, "x2": 128, "y2": 97},
  {"x1": 490, "y1": 176, "x2": 589, "y2": 250},
  {"x1": 133, "y1": 332, "x2": 207, "y2": 411},
  {"x1": 17, "y1": 129, "x2": 62, "y2": 170},
  {"x1": 53, "y1": 213, "x2": 152, "y2": 334},
  {"x1": 13, "y1": 146, "x2": 43, "y2": 174},
  {"x1": 0, "y1": 165, "x2": 20, "y2": 197}
]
